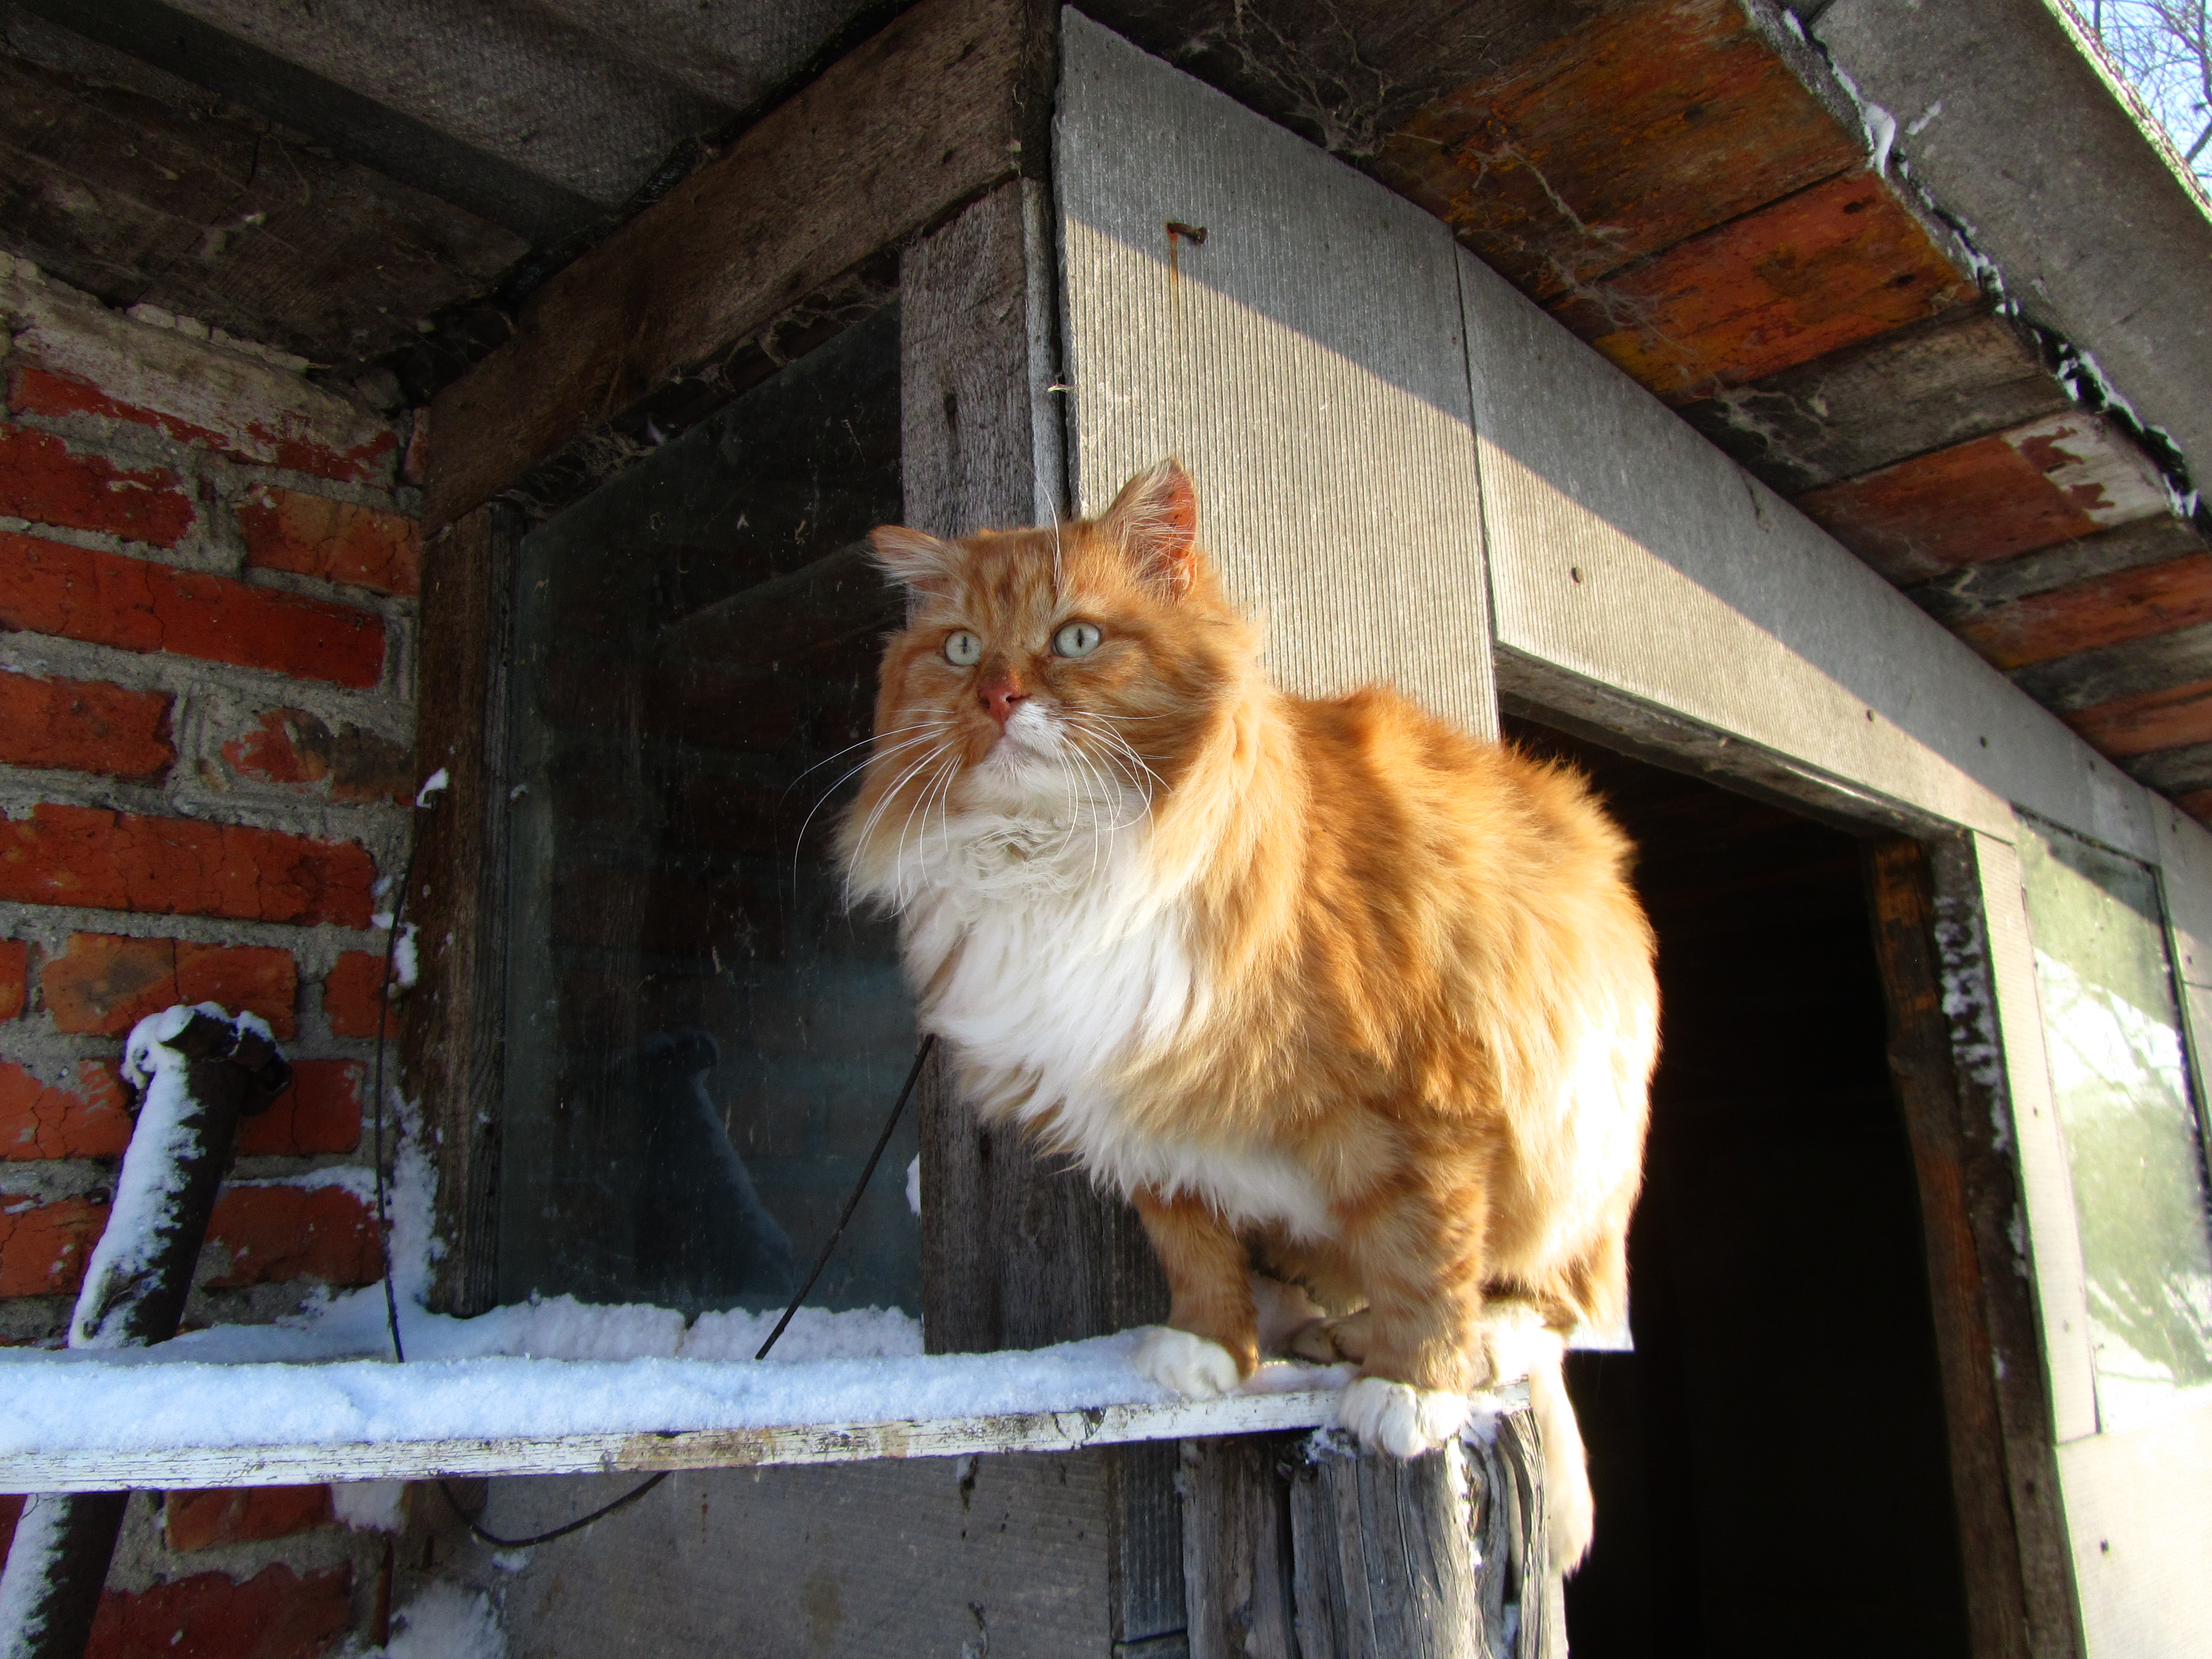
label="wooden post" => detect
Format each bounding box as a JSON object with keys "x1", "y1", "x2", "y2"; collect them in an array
[
  {"x1": 899, "y1": 178, "x2": 1183, "y2": 1651},
  {"x1": 1864, "y1": 835, "x2": 2082, "y2": 1659},
  {"x1": 403, "y1": 503, "x2": 516, "y2": 1316}
]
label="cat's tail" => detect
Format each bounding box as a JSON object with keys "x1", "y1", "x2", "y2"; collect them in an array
[
  {"x1": 1483, "y1": 1308, "x2": 1593, "y2": 1576},
  {"x1": 1524, "y1": 1332, "x2": 1593, "y2": 1576}
]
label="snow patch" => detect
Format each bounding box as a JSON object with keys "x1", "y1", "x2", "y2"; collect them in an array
[
  {"x1": 373, "y1": 1582, "x2": 504, "y2": 1659},
  {"x1": 331, "y1": 1479, "x2": 407, "y2": 1533},
  {"x1": 905, "y1": 1154, "x2": 922, "y2": 1217},
  {"x1": 415, "y1": 768, "x2": 451, "y2": 809}
]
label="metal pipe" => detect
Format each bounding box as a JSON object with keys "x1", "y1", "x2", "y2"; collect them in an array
[{"x1": 0, "y1": 1009, "x2": 289, "y2": 1659}]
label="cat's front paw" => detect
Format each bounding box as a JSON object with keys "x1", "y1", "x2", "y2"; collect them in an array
[
  {"x1": 1132, "y1": 1327, "x2": 1242, "y2": 1399},
  {"x1": 1336, "y1": 1376, "x2": 1472, "y2": 1457}
]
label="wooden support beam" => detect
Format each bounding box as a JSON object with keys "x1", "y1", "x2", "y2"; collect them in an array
[
  {"x1": 1864, "y1": 836, "x2": 2083, "y2": 1659},
  {"x1": 1908, "y1": 517, "x2": 2205, "y2": 626},
  {"x1": 423, "y1": 0, "x2": 1053, "y2": 530},
  {"x1": 1797, "y1": 412, "x2": 2173, "y2": 584},
  {"x1": 1376, "y1": 0, "x2": 1862, "y2": 301},
  {"x1": 401, "y1": 504, "x2": 515, "y2": 1316}
]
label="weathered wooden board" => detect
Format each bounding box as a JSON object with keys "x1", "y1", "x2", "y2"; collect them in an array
[
  {"x1": 402, "y1": 506, "x2": 514, "y2": 1316},
  {"x1": 2153, "y1": 799, "x2": 2212, "y2": 990},
  {"x1": 2051, "y1": 1396, "x2": 2212, "y2": 1659},
  {"x1": 1084, "y1": 0, "x2": 1613, "y2": 165},
  {"x1": 1458, "y1": 236, "x2": 2159, "y2": 860},
  {"x1": 1682, "y1": 307, "x2": 2072, "y2": 495},
  {"x1": 1546, "y1": 169, "x2": 1977, "y2": 404},
  {"x1": 0, "y1": 1388, "x2": 1359, "y2": 1495},
  {"x1": 0, "y1": 49, "x2": 523, "y2": 365},
  {"x1": 1910, "y1": 516, "x2": 2206, "y2": 625},
  {"x1": 2062, "y1": 677, "x2": 2212, "y2": 761},
  {"x1": 1180, "y1": 1435, "x2": 1299, "y2": 1659},
  {"x1": 423, "y1": 0, "x2": 1051, "y2": 529},
  {"x1": 1374, "y1": 0, "x2": 1861, "y2": 301},
  {"x1": 1966, "y1": 830, "x2": 2101, "y2": 1445},
  {"x1": 2011, "y1": 616, "x2": 2212, "y2": 716},
  {"x1": 1056, "y1": 9, "x2": 1496, "y2": 739},
  {"x1": 1796, "y1": 413, "x2": 2173, "y2": 585},
  {"x1": 2123, "y1": 741, "x2": 2212, "y2": 797},
  {"x1": 1955, "y1": 554, "x2": 2212, "y2": 671}
]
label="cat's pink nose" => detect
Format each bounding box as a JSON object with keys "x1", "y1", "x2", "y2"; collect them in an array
[{"x1": 980, "y1": 674, "x2": 1026, "y2": 729}]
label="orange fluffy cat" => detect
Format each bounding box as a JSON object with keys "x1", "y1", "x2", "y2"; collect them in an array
[{"x1": 840, "y1": 461, "x2": 1656, "y2": 1570}]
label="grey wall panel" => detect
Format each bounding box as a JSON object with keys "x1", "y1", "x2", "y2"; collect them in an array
[
  {"x1": 1459, "y1": 244, "x2": 2159, "y2": 862},
  {"x1": 2054, "y1": 1397, "x2": 2212, "y2": 1659},
  {"x1": 1055, "y1": 9, "x2": 1495, "y2": 739}
]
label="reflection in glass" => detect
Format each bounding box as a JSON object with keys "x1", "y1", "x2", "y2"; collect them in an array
[
  {"x1": 2019, "y1": 821, "x2": 2212, "y2": 1430},
  {"x1": 497, "y1": 307, "x2": 919, "y2": 1318}
]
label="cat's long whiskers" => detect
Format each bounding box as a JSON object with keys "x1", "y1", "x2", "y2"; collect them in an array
[
  {"x1": 779, "y1": 720, "x2": 953, "y2": 798},
  {"x1": 895, "y1": 750, "x2": 957, "y2": 897},
  {"x1": 906, "y1": 751, "x2": 962, "y2": 889},
  {"x1": 853, "y1": 738, "x2": 959, "y2": 891},
  {"x1": 792, "y1": 726, "x2": 952, "y2": 903}
]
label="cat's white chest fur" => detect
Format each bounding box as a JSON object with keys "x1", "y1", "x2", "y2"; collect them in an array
[{"x1": 887, "y1": 782, "x2": 1332, "y2": 1239}]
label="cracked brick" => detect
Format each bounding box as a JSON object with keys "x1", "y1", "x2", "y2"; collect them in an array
[
  {"x1": 238, "y1": 485, "x2": 419, "y2": 598},
  {"x1": 0, "y1": 421, "x2": 194, "y2": 546},
  {"x1": 40, "y1": 931, "x2": 297, "y2": 1037},
  {"x1": 0, "y1": 1059, "x2": 131, "y2": 1159}
]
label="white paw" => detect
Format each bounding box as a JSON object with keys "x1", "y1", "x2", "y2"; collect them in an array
[
  {"x1": 1335, "y1": 1376, "x2": 1472, "y2": 1457},
  {"x1": 1132, "y1": 1327, "x2": 1241, "y2": 1399}
]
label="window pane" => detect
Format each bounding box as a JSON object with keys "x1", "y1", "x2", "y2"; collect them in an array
[
  {"x1": 498, "y1": 306, "x2": 918, "y2": 1318},
  {"x1": 2018, "y1": 821, "x2": 2212, "y2": 1430}
]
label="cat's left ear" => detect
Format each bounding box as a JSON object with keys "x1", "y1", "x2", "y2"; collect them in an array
[
  {"x1": 868, "y1": 524, "x2": 961, "y2": 599},
  {"x1": 1100, "y1": 460, "x2": 1199, "y2": 598}
]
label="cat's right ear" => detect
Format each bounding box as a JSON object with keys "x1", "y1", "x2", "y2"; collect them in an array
[
  {"x1": 868, "y1": 524, "x2": 960, "y2": 601},
  {"x1": 1100, "y1": 460, "x2": 1199, "y2": 598}
]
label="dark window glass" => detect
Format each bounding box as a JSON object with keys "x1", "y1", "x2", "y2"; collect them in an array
[{"x1": 498, "y1": 307, "x2": 917, "y2": 1318}]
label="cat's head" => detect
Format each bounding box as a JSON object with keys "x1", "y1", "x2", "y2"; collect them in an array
[{"x1": 840, "y1": 460, "x2": 1254, "y2": 885}]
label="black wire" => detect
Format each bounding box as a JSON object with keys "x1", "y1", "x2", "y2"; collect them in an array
[
  {"x1": 409, "y1": 1030, "x2": 936, "y2": 1547},
  {"x1": 754, "y1": 1032, "x2": 934, "y2": 1360},
  {"x1": 437, "y1": 1470, "x2": 671, "y2": 1549}
]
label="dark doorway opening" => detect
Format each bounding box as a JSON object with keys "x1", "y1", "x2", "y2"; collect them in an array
[{"x1": 1507, "y1": 716, "x2": 1973, "y2": 1659}]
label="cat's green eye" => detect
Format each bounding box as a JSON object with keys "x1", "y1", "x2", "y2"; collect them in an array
[
  {"x1": 1054, "y1": 621, "x2": 1103, "y2": 659},
  {"x1": 944, "y1": 630, "x2": 982, "y2": 667}
]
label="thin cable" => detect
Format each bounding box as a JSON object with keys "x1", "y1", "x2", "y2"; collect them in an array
[
  {"x1": 755, "y1": 1033, "x2": 935, "y2": 1359},
  {"x1": 426, "y1": 1035, "x2": 936, "y2": 1547},
  {"x1": 437, "y1": 1470, "x2": 671, "y2": 1550},
  {"x1": 371, "y1": 811, "x2": 428, "y2": 1365}
]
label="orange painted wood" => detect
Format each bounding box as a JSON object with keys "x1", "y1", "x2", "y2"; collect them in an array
[
  {"x1": 1377, "y1": 0, "x2": 1863, "y2": 300},
  {"x1": 1955, "y1": 555, "x2": 2212, "y2": 671},
  {"x1": 1798, "y1": 430, "x2": 2101, "y2": 582},
  {"x1": 2063, "y1": 676, "x2": 2212, "y2": 759},
  {"x1": 1546, "y1": 169, "x2": 1976, "y2": 404}
]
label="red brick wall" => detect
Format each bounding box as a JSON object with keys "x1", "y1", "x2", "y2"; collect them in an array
[{"x1": 0, "y1": 260, "x2": 418, "y2": 1650}]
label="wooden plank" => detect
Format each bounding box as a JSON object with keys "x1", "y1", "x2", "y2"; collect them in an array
[
  {"x1": 1375, "y1": 0, "x2": 1862, "y2": 301},
  {"x1": 1866, "y1": 837, "x2": 2077, "y2": 1659},
  {"x1": 1681, "y1": 307, "x2": 2071, "y2": 495},
  {"x1": 2064, "y1": 677, "x2": 2212, "y2": 763},
  {"x1": 400, "y1": 505, "x2": 514, "y2": 1317},
  {"x1": 1796, "y1": 412, "x2": 2173, "y2": 585},
  {"x1": 0, "y1": 49, "x2": 525, "y2": 366},
  {"x1": 1954, "y1": 553, "x2": 2212, "y2": 671},
  {"x1": 423, "y1": 0, "x2": 1052, "y2": 530},
  {"x1": 1057, "y1": 9, "x2": 1497, "y2": 738},
  {"x1": 0, "y1": 1389, "x2": 1366, "y2": 1495},
  {"x1": 1546, "y1": 169, "x2": 1977, "y2": 405},
  {"x1": 1909, "y1": 516, "x2": 2206, "y2": 625}
]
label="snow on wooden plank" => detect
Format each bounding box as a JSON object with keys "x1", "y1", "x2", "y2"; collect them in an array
[{"x1": 1, "y1": 1388, "x2": 1380, "y2": 1494}]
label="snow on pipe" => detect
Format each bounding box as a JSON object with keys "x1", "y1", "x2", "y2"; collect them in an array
[{"x1": 0, "y1": 1006, "x2": 292, "y2": 1659}]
